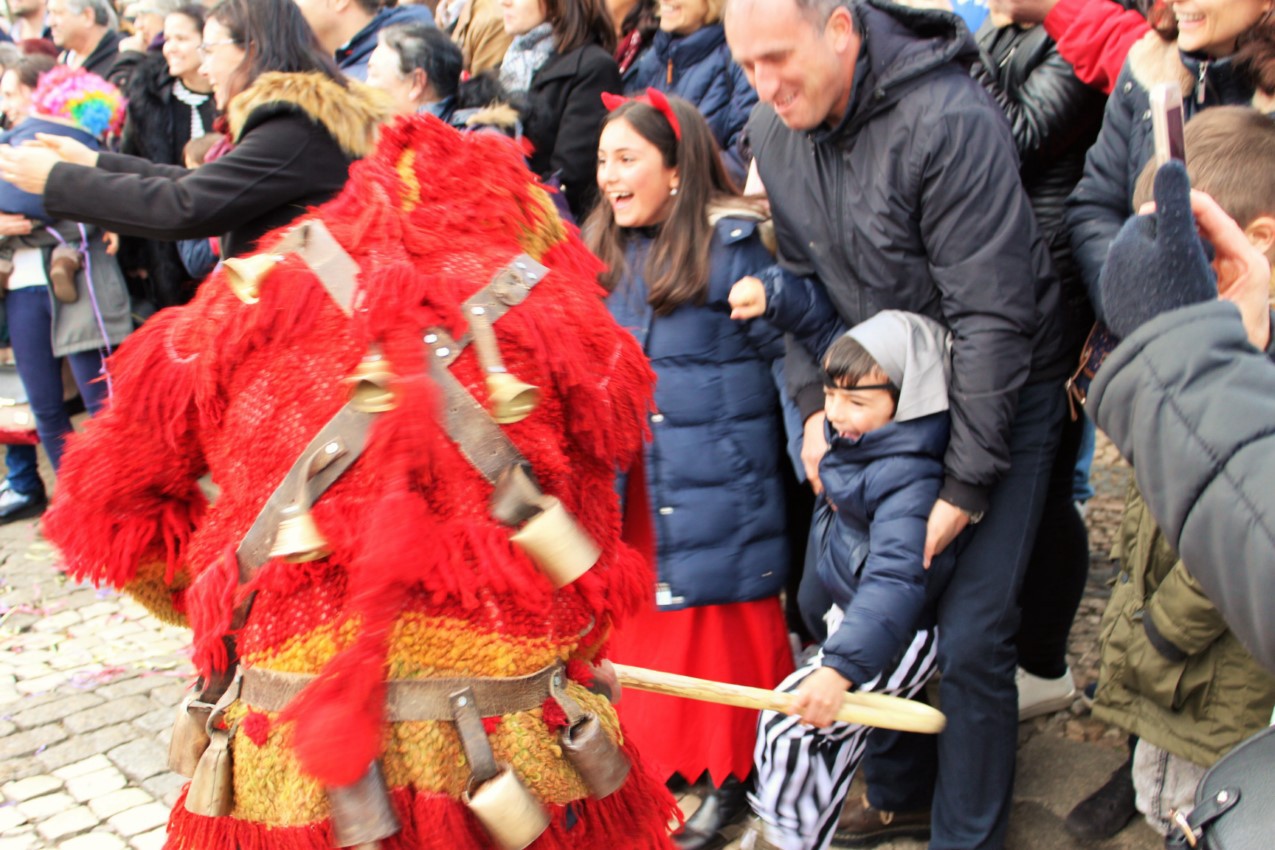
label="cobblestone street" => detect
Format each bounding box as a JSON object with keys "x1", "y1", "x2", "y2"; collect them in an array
[
  {"x1": 0, "y1": 516, "x2": 191, "y2": 850},
  {"x1": 0, "y1": 437, "x2": 1159, "y2": 849}
]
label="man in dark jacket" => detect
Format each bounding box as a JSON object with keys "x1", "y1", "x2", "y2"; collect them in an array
[
  {"x1": 724, "y1": 0, "x2": 1069, "y2": 847},
  {"x1": 48, "y1": 0, "x2": 135, "y2": 89},
  {"x1": 294, "y1": 0, "x2": 435, "y2": 82}
]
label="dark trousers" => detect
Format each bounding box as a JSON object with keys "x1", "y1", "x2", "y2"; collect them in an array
[
  {"x1": 4, "y1": 444, "x2": 42, "y2": 496},
  {"x1": 7, "y1": 286, "x2": 108, "y2": 471},
  {"x1": 1016, "y1": 410, "x2": 1090, "y2": 677},
  {"x1": 863, "y1": 380, "x2": 1065, "y2": 849}
]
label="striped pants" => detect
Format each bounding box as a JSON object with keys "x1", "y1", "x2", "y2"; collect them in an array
[{"x1": 748, "y1": 628, "x2": 939, "y2": 850}]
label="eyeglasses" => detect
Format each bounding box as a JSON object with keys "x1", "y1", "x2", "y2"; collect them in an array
[{"x1": 197, "y1": 39, "x2": 238, "y2": 57}]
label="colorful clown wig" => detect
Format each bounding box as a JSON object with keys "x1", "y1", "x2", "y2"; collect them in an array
[{"x1": 31, "y1": 65, "x2": 127, "y2": 139}]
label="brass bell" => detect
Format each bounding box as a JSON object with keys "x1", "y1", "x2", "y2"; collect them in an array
[
  {"x1": 269, "y1": 504, "x2": 331, "y2": 563},
  {"x1": 467, "y1": 305, "x2": 539, "y2": 424},
  {"x1": 510, "y1": 495, "x2": 600, "y2": 588},
  {"x1": 485, "y1": 372, "x2": 541, "y2": 425},
  {"x1": 223, "y1": 253, "x2": 283, "y2": 304},
  {"x1": 347, "y1": 348, "x2": 397, "y2": 413}
]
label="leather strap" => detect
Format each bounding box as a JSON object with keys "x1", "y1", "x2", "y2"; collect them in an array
[
  {"x1": 272, "y1": 219, "x2": 362, "y2": 315},
  {"x1": 427, "y1": 333, "x2": 530, "y2": 485},
  {"x1": 452, "y1": 687, "x2": 500, "y2": 786},
  {"x1": 241, "y1": 662, "x2": 567, "y2": 722},
  {"x1": 235, "y1": 403, "x2": 378, "y2": 584}
]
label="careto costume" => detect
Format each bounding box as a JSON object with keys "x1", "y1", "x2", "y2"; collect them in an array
[{"x1": 43, "y1": 115, "x2": 677, "y2": 850}]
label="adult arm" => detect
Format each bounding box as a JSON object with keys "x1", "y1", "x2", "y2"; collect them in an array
[
  {"x1": 918, "y1": 104, "x2": 1042, "y2": 514},
  {"x1": 1087, "y1": 301, "x2": 1275, "y2": 671},
  {"x1": 43, "y1": 112, "x2": 333, "y2": 242},
  {"x1": 974, "y1": 33, "x2": 1103, "y2": 172},
  {"x1": 1044, "y1": 0, "x2": 1149, "y2": 95},
  {"x1": 1065, "y1": 61, "x2": 1138, "y2": 320}
]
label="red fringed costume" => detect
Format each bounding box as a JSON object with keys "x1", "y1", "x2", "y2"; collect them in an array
[{"x1": 43, "y1": 116, "x2": 676, "y2": 849}]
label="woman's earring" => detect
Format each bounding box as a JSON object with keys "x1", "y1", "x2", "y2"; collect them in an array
[{"x1": 670, "y1": 187, "x2": 679, "y2": 196}]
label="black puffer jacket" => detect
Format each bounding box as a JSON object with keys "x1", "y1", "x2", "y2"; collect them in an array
[
  {"x1": 1066, "y1": 33, "x2": 1258, "y2": 320},
  {"x1": 974, "y1": 21, "x2": 1105, "y2": 356},
  {"x1": 750, "y1": 0, "x2": 1066, "y2": 514},
  {"x1": 118, "y1": 52, "x2": 218, "y2": 309}
]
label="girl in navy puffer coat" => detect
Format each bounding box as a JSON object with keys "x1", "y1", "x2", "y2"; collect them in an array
[{"x1": 586, "y1": 92, "x2": 794, "y2": 848}]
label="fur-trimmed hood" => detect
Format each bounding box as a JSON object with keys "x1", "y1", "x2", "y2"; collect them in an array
[
  {"x1": 227, "y1": 71, "x2": 392, "y2": 158},
  {"x1": 1127, "y1": 31, "x2": 1275, "y2": 114}
]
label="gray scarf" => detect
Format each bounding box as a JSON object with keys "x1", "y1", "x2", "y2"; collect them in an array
[{"x1": 499, "y1": 23, "x2": 555, "y2": 94}]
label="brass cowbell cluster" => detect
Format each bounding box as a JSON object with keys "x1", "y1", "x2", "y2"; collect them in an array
[{"x1": 467, "y1": 305, "x2": 540, "y2": 424}]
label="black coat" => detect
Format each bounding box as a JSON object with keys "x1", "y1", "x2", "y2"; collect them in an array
[
  {"x1": 524, "y1": 44, "x2": 621, "y2": 220},
  {"x1": 45, "y1": 72, "x2": 386, "y2": 261},
  {"x1": 750, "y1": 0, "x2": 1066, "y2": 514},
  {"x1": 974, "y1": 21, "x2": 1105, "y2": 356},
  {"x1": 117, "y1": 52, "x2": 219, "y2": 308}
]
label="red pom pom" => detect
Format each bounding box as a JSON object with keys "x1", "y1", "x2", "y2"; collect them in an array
[
  {"x1": 482, "y1": 716, "x2": 502, "y2": 736},
  {"x1": 241, "y1": 711, "x2": 270, "y2": 746},
  {"x1": 541, "y1": 697, "x2": 569, "y2": 732},
  {"x1": 566, "y1": 659, "x2": 595, "y2": 687}
]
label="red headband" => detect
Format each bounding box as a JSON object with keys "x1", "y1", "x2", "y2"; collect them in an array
[{"x1": 601, "y1": 88, "x2": 682, "y2": 140}]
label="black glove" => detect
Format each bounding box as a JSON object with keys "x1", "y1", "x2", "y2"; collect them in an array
[{"x1": 1099, "y1": 161, "x2": 1218, "y2": 339}]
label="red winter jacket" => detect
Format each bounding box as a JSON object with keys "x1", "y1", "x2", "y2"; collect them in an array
[{"x1": 1044, "y1": 0, "x2": 1150, "y2": 94}]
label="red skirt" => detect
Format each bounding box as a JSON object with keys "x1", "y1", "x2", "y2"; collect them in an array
[{"x1": 611, "y1": 596, "x2": 794, "y2": 786}]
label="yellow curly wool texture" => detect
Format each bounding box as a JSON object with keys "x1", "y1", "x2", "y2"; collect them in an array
[
  {"x1": 245, "y1": 614, "x2": 577, "y2": 678},
  {"x1": 122, "y1": 561, "x2": 189, "y2": 626},
  {"x1": 228, "y1": 682, "x2": 625, "y2": 827}
]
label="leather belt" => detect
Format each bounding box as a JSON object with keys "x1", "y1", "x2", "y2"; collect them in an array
[{"x1": 241, "y1": 662, "x2": 567, "y2": 721}]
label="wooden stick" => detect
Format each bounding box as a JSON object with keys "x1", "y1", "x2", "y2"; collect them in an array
[{"x1": 613, "y1": 664, "x2": 946, "y2": 735}]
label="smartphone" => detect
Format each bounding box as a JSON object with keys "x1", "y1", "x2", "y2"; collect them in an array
[{"x1": 1150, "y1": 83, "x2": 1186, "y2": 167}]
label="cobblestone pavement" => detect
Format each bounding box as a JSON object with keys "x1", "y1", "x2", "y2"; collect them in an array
[
  {"x1": 1, "y1": 437, "x2": 1152, "y2": 849},
  {"x1": 0, "y1": 516, "x2": 191, "y2": 850}
]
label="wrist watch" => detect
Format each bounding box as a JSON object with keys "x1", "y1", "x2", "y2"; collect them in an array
[{"x1": 963, "y1": 508, "x2": 985, "y2": 525}]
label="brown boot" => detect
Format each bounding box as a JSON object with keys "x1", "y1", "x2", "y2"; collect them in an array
[
  {"x1": 48, "y1": 246, "x2": 80, "y2": 304},
  {"x1": 831, "y1": 794, "x2": 930, "y2": 848}
]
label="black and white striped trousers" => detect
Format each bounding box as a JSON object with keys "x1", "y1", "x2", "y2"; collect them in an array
[{"x1": 747, "y1": 627, "x2": 939, "y2": 850}]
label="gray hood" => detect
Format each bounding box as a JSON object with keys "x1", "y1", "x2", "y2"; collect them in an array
[{"x1": 846, "y1": 310, "x2": 951, "y2": 422}]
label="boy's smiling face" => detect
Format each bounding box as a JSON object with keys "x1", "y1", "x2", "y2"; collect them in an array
[{"x1": 823, "y1": 370, "x2": 897, "y2": 441}]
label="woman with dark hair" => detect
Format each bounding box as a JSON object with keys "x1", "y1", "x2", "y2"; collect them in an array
[
  {"x1": 0, "y1": 0, "x2": 388, "y2": 262},
  {"x1": 117, "y1": 4, "x2": 217, "y2": 309},
  {"x1": 500, "y1": 0, "x2": 621, "y2": 218},
  {"x1": 588, "y1": 93, "x2": 794, "y2": 850}
]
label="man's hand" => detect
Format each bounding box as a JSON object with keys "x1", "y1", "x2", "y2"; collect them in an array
[
  {"x1": 0, "y1": 144, "x2": 61, "y2": 195},
  {"x1": 729, "y1": 276, "x2": 767, "y2": 319},
  {"x1": 591, "y1": 659, "x2": 621, "y2": 704},
  {"x1": 989, "y1": 0, "x2": 1061, "y2": 24},
  {"x1": 0, "y1": 213, "x2": 34, "y2": 237},
  {"x1": 788, "y1": 665, "x2": 851, "y2": 728},
  {"x1": 802, "y1": 411, "x2": 828, "y2": 494},
  {"x1": 924, "y1": 498, "x2": 970, "y2": 568},
  {"x1": 103, "y1": 231, "x2": 120, "y2": 256}
]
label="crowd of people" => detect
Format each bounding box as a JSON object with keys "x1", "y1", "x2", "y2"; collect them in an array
[{"x1": 0, "y1": 0, "x2": 1272, "y2": 848}]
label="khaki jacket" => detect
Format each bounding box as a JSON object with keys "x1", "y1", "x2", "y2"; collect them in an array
[{"x1": 1094, "y1": 481, "x2": 1275, "y2": 766}]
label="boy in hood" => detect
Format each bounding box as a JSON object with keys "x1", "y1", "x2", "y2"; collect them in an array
[{"x1": 732, "y1": 280, "x2": 954, "y2": 850}]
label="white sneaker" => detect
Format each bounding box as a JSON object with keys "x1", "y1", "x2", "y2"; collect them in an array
[{"x1": 1017, "y1": 666, "x2": 1077, "y2": 720}]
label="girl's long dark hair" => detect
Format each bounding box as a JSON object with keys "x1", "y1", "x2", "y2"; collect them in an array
[
  {"x1": 209, "y1": 0, "x2": 345, "y2": 103},
  {"x1": 584, "y1": 95, "x2": 745, "y2": 316}
]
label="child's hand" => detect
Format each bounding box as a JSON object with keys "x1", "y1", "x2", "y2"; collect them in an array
[
  {"x1": 788, "y1": 665, "x2": 851, "y2": 728},
  {"x1": 729, "y1": 276, "x2": 767, "y2": 319}
]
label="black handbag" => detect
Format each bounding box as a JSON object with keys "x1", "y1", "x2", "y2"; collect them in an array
[{"x1": 1167, "y1": 725, "x2": 1275, "y2": 849}]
